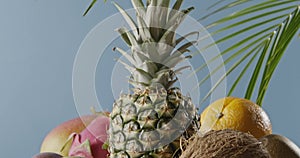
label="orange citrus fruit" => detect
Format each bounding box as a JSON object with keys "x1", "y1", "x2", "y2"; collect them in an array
[{"x1": 200, "y1": 97, "x2": 272, "y2": 138}]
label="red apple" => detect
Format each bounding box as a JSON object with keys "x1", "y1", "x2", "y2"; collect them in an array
[{"x1": 40, "y1": 115, "x2": 98, "y2": 156}]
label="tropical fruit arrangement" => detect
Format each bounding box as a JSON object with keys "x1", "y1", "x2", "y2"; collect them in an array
[{"x1": 33, "y1": 0, "x2": 300, "y2": 158}]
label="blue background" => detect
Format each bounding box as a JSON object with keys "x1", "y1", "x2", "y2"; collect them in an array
[{"x1": 0, "y1": 1, "x2": 299, "y2": 157}]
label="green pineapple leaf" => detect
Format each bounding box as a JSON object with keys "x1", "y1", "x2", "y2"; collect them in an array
[{"x1": 199, "y1": 0, "x2": 300, "y2": 105}]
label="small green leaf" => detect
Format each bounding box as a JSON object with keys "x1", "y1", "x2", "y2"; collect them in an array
[
  {"x1": 83, "y1": 0, "x2": 97, "y2": 16},
  {"x1": 102, "y1": 140, "x2": 109, "y2": 150},
  {"x1": 83, "y1": 0, "x2": 109, "y2": 16}
]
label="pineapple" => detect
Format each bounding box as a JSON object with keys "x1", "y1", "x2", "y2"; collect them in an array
[{"x1": 109, "y1": 0, "x2": 199, "y2": 157}]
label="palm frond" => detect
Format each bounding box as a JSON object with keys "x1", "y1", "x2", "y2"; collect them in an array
[
  {"x1": 83, "y1": 0, "x2": 98, "y2": 16},
  {"x1": 200, "y1": 0, "x2": 250, "y2": 21},
  {"x1": 198, "y1": 0, "x2": 300, "y2": 106},
  {"x1": 83, "y1": 0, "x2": 108, "y2": 16},
  {"x1": 257, "y1": 7, "x2": 300, "y2": 105}
]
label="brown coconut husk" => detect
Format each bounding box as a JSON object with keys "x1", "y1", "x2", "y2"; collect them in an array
[{"x1": 180, "y1": 129, "x2": 271, "y2": 158}]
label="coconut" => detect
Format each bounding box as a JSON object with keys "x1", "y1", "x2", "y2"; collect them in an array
[
  {"x1": 259, "y1": 134, "x2": 300, "y2": 158},
  {"x1": 180, "y1": 129, "x2": 270, "y2": 158}
]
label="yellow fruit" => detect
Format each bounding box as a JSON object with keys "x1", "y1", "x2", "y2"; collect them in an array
[{"x1": 200, "y1": 97, "x2": 272, "y2": 138}]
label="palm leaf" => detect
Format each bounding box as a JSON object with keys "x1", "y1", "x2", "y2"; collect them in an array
[
  {"x1": 83, "y1": 0, "x2": 108, "y2": 16},
  {"x1": 199, "y1": 0, "x2": 300, "y2": 106},
  {"x1": 257, "y1": 7, "x2": 300, "y2": 105},
  {"x1": 83, "y1": 0, "x2": 97, "y2": 16}
]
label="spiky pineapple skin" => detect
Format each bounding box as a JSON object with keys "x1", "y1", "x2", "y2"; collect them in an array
[{"x1": 109, "y1": 87, "x2": 199, "y2": 158}]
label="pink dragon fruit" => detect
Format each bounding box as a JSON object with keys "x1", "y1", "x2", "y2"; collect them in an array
[{"x1": 68, "y1": 115, "x2": 110, "y2": 158}]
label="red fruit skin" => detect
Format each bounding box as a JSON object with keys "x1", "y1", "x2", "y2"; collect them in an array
[
  {"x1": 40, "y1": 115, "x2": 98, "y2": 156},
  {"x1": 69, "y1": 116, "x2": 110, "y2": 158}
]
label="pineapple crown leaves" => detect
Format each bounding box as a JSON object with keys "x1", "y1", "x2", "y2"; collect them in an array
[
  {"x1": 113, "y1": 0, "x2": 197, "y2": 89},
  {"x1": 113, "y1": 1, "x2": 195, "y2": 46}
]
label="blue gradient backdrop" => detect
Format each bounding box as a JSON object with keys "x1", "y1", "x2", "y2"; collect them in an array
[{"x1": 0, "y1": 1, "x2": 299, "y2": 157}]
